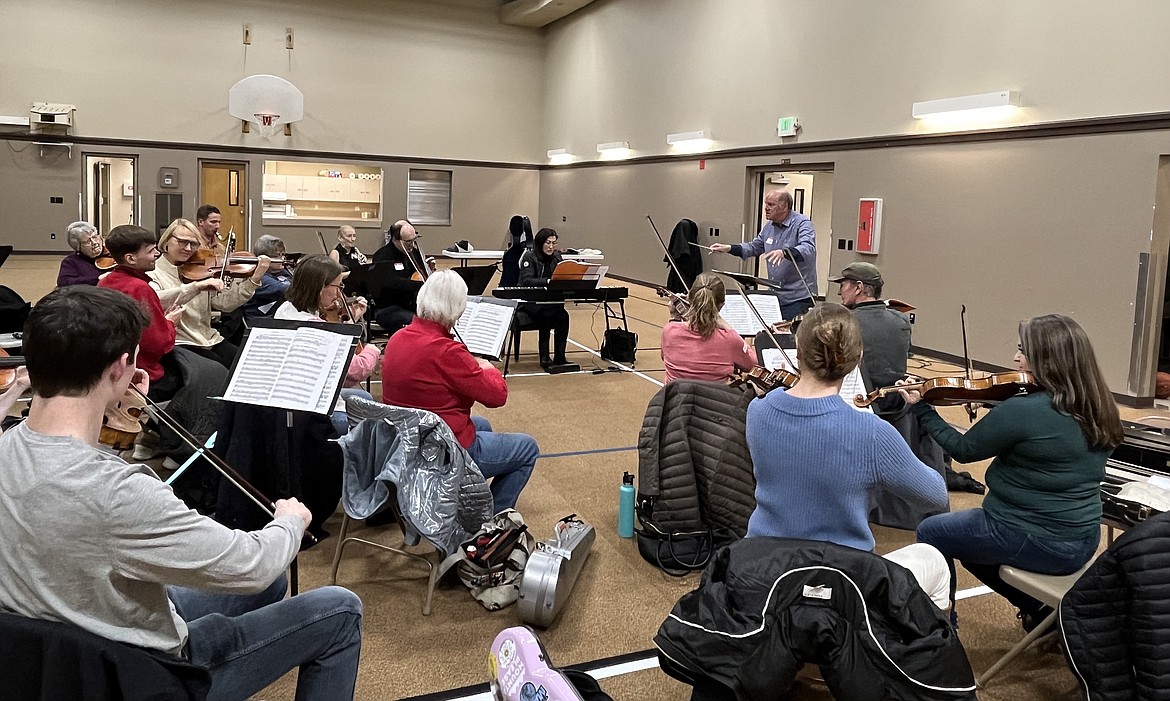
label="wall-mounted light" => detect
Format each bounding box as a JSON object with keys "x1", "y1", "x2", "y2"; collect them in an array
[
  {"x1": 596, "y1": 141, "x2": 632, "y2": 160},
  {"x1": 666, "y1": 130, "x2": 712, "y2": 152},
  {"x1": 912, "y1": 90, "x2": 1021, "y2": 121},
  {"x1": 546, "y1": 148, "x2": 574, "y2": 165}
]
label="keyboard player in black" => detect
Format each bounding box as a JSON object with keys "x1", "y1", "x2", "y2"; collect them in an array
[{"x1": 516, "y1": 228, "x2": 576, "y2": 373}]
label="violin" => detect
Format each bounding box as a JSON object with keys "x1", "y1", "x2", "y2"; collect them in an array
[
  {"x1": 730, "y1": 366, "x2": 800, "y2": 395},
  {"x1": 178, "y1": 251, "x2": 291, "y2": 282},
  {"x1": 655, "y1": 286, "x2": 690, "y2": 321},
  {"x1": 99, "y1": 387, "x2": 147, "y2": 451},
  {"x1": 94, "y1": 248, "x2": 116, "y2": 271},
  {"x1": 0, "y1": 350, "x2": 26, "y2": 392},
  {"x1": 854, "y1": 371, "x2": 1040, "y2": 408}
]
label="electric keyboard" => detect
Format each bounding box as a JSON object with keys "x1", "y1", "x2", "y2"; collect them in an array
[
  {"x1": 492, "y1": 286, "x2": 629, "y2": 303},
  {"x1": 1102, "y1": 420, "x2": 1170, "y2": 527}
]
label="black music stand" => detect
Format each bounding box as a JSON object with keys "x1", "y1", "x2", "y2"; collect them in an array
[
  {"x1": 216, "y1": 317, "x2": 361, "y2": 594},
  {"x1": 712, "y1": 269, "x2": 786, "y2": 291}
]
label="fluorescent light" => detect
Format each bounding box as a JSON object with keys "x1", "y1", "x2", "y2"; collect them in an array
[
  {"x1": 596, "y1": 141, "x2": 631, "y2": 160},
  {"x1": 546, "y1": 148, "x2": 574, "y2": 165},
  {"x1": 912, "y1": 90, "x2": 1021, "y2": 120},
  {"x1": 666, "y1": 129, "x2": 712, "y2": 153}
]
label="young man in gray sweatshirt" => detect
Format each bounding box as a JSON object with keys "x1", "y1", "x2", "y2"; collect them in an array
[{"x1": 0, "y1": 286, "x2": 363, "y2": 700}]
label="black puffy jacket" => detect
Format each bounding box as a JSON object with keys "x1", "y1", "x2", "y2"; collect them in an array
[
  {"x1": 1060, "y1": 511, "x2": 1170, "y2": 700},
  {"x1": 655, "y1": 537, "x2": 976, "y2": 701}
]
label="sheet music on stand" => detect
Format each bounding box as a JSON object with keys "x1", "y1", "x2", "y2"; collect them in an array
[
  {"x1": 721, "y1": 291, "x2": 784, "y2": 336},
  {"x1": 455, "y1": 296, "x2": 518, "y2": 360},
  {"x1": 220, "y1": 318, "x2": 360, "y2": 415},
  {"x1": 760, "y1": 350, "x2": 873, "y2": 414}
]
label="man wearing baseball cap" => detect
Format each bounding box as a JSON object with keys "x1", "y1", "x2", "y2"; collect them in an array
[{"x1": 831, "y1": 262, "x2": 984, "y2": 495}]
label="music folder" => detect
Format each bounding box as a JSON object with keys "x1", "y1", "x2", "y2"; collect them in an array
[
  {"x1": 550, "y1": 260, "x2": 609, "y2": 290},
  {"x1": 455, "y1": 296, "x2": 519, "y2": 361},
  {"x1": 221, "y1": 317, "x2": 361, "y2": 415}
]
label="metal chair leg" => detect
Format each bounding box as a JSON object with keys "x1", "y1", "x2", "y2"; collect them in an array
[{"x1": 976, "y1": 609, "x2": 1058, "y2": 687}]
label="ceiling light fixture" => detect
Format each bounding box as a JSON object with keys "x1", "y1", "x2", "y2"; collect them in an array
[
  {"x1": 912, "y1": 90, "x2": 1021, "y2": 121},
  {"x1": 596, "y1": 141, "x2": 631, "y2": 160},
  {"x1": 546, "y1": 148, "x2": 574, "y2": 165}
]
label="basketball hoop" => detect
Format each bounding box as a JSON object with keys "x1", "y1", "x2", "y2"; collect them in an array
[
  {"x1": 254, "y1": 112, "x2": 281, "y2": 139},
  {"x1": 228, "y1": 75, "x2": 303, "y2": 138}
]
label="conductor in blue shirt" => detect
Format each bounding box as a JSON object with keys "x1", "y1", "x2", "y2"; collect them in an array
[{"x1": 709, "y1": 189, "x2": 817, "y2": 319}]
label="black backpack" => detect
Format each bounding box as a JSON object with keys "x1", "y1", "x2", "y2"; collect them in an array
[
  {"x1": 600, "y1": 328, "x2": 637, "y2": 363},
  {"x1": 0, "y1": 286, "x2": 31, "y2": 334}
]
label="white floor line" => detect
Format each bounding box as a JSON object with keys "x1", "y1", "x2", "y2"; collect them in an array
[
  {"x1": 955, "y1": 584, "x2": 994, "y2": 600},
  {"x1": 566, "y1": 338, "x2": 664, "y2": 388}
]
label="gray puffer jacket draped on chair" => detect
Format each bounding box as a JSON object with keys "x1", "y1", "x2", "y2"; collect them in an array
[{"x1": 339, "y1": 397, "x2": 494, "y2": 557}]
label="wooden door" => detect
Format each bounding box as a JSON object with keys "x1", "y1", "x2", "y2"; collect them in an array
[{"x1": 199, "y1": 161, "x2": 248, "y2": 246}]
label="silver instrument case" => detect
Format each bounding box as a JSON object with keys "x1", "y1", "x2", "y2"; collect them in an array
[{"x1": 517, "y1": 515, "x2": 595, "y2": 627}]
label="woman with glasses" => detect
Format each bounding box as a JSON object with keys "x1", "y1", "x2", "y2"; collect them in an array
[
  {"x1": 56, "y1": 221, "x2": 108, "y2": 287},
  {"x1": 150, "y1": 219, "x2": 271, "y2": 369},
  {"x1": 276, "y1": 255, "x2": 380, "y2": 435},
  {"x1": 907, "y1": 314, "x2": 1124, "y2": 629}
]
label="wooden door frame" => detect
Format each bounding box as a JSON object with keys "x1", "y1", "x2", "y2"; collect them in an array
[{"x1": 82, "y1": 152, "x2": 139, "y2": 232}]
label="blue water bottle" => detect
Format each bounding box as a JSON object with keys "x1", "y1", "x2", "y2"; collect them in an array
[{"x1": 618, "y1": 472, "x2": 636, "y2": 538}]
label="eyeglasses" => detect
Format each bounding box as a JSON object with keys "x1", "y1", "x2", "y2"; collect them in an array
[
  {"x1": 1017, "y1": 343, "x2": 1025, "y2": 354},
  {"x1": 327, "y1": 282, "x2": 345, "y2": 291},
  {"x1": 173, "y1": 239, "x2": 201, "y2": 250}
]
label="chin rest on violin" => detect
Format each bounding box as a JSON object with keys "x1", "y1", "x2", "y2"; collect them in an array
[
  {"x1": 854, "y1": 371, "x2": 1039, "y2": 408},
  {"x1": 99, "y1": 387, "x2": 147, "y2": 451}
]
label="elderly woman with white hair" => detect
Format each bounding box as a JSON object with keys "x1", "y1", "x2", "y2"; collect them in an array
[
  {"x1": 56, "y1": 221, "x2": 110, "y2": 287},
  {"x1": 381, "y1": 269, "x2": 539, "y2": 512}
]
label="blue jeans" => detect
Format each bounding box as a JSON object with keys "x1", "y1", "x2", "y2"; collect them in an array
[
  {"x1": 468, "y1": 415, "x2": 539, "y2": 512},
  {"x1": 333, "y1": 388, "x2": 373, "y2": 437},
  {"x1": 169, "y1": 575, "x2": 363, "y2": 701},
  {"x1": 916, "y1": 508, "x2": 1099, "y2": 614}
]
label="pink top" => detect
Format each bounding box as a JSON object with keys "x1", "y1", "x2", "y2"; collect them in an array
[{"x1": 661, "y1": 321, "x2": 756, "y2": 384}]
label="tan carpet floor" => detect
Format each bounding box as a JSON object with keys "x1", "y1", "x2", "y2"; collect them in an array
[{"x1": 3, "y1": 254, "x2": 1160, "y2": 701}]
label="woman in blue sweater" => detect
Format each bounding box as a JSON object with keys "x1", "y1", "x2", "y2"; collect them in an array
[
  {"x1": 746, "y1": 304, "x2": 950, "y2": 604},
  {"x1": 908, "y1": 314, "x2": 1123, "y2": 629}
]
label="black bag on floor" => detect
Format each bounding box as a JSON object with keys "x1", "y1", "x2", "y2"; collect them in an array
[
  {"x1": 635, "y1": 498, "x2": 735, "y2": 577},
  {"x1": 600, "y1": 328, "x2": 637, "y2": 363},
  {"x1": 0, "y1": 286, "x2": 31, "y2": 334}
]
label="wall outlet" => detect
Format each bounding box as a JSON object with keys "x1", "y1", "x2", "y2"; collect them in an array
[
  {"x1": 709, "y1": 227, "x2": 720, "y2": 237},
  {"x1": 50, "y1": 232, "x2": 56, "y2": 239}
]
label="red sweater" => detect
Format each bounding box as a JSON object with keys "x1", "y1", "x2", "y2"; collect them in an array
[
  {"x1": 381, "y1": 317, "x2": 508, "y2": 448},
  {"x1": 98, "y1": 266, "x2": 175, "y2": 381}
]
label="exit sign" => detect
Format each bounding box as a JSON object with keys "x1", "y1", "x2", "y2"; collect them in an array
[{"x1": 777, "y1": 116, "x2": 800, "y2": 137}]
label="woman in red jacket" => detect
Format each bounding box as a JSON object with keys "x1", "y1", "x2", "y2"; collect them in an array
[{"x1": 381, "y1": 270, "x2": 539, "y2": 511}]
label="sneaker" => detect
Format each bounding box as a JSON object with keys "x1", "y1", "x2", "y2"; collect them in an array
[
  {"x1": 161, "y1": 457, "x2": 182, "y2": 472},
  {"x1": 132, "y1": 443, "x2": 164, "y2": 461},
  {"x1": 457, "y1": 240, "x2": 473, "y2": 252}
]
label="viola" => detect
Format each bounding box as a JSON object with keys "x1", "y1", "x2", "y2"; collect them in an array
[
  {"x1": 730, "y1": 366, "x2": 800, "y2": 395},
  {"x1": 99, "y1": 387, "x2": 147, "y2": 451},
  {"x1": 854, "y1": 371, "x2": 1040, "y2": 408},
  {"x1": 178, "y1": 252, "x2": 291, "y2": 282},
  {"x1": 94, "y1": 248, "x2": 116, "y2": 271}
]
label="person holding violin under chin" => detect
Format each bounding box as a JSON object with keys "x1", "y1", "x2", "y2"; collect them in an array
[
  {"x1": 517, "y1": 228, "x2": 573, "y2": 370},
  {"x1": 149, "y1": 218, "x2": 271, "y2": 369},
  {"x1": 56, "y1": 221, "x2": 113, "y2": 287},
  {"x1": 275, "y1": 254, "x2": 381, "y2": 435},
  {"x1": 745, "y1": 303, "x2": 951, "y2": 605},
  {"x1": 906, "y1": 314, "x2": 1124, "y2": 630},
  {"x1": 660, "y1": 272, "x2": 755, "y2": 384}
]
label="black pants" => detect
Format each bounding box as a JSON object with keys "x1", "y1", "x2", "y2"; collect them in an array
[
  {"x1": 522, "y1": 303, "x2": 570, "y2": 363},
  {"x1": 373, "y1": 305, "x2": 415, "y2": 337},
  {"x1": 184, "y1": 340, "x2": 239, "y2": 369}
]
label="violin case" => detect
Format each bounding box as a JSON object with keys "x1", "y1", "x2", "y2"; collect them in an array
[
  {"x1": 490, "y1": 626, "x2": 613, "y2": 701},
  {"x1": 517, "y1": 515, "x2": 595, "y2": 628}
]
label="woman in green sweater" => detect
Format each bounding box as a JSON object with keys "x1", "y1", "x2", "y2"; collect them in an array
[{"x1": 906, "y1": 314, "x2": 1123, "y2": 629}]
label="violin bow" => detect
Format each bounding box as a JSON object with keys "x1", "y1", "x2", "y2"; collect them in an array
[
  {"x1": 960, "y1": 305, "x2": 978, "y2": 422},
  {"x1": 130, "y1": 386, "x2": 318, "y2": 544},
  {"x1": 725, "y1": 276, "x2": 800, "y2": 375},
  {"x1": 646, "y1": 215, "x2": 692, "y2": 293},
  {"x1": 399, "y1": 233, "x2": 472, "y2": 349}
]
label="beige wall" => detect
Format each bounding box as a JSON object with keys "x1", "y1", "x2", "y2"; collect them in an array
[
  {"x1": 538, "y1": 131, "x2": 1170, "y2": 391},
  {"x1": 543, "y1": 0, "x2": 1170, "y2": 158},
  {"x1": 1, "y1": 0, "x2": 545, "y2": 162}
]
